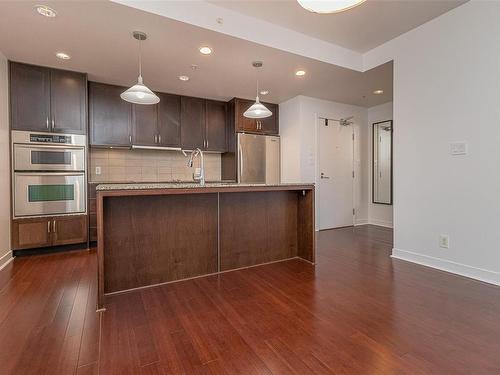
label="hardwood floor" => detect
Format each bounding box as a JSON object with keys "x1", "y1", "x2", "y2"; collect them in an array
[{"x1": 1, "y1": 225, "x2": 500, "y2": 374}]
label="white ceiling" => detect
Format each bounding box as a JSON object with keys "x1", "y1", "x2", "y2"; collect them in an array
[
  {"x1": 0, "y1": 1, "x2": 393, "y2": 107},
  {"x1": 208, "y1": 0, "x2": 468, "y2": 52}
]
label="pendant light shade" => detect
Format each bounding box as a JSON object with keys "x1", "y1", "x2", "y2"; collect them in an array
[
  {"x1": 297, "y1": 0, "x2": 366, "y2": 14},
  {"x1": 121, "y1": 31, "x2": 160, "y2": 105},
  {"x1": 244, "y1": 61, "x2": 272, "y2": 119},
  {"x1": 244, "y1": 96, "x2": 272, "y2": 118},
  {"x1": 120, "y1": 75, "x2": 160, "y2": 105}
]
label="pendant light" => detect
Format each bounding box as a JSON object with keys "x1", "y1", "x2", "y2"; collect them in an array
[
  {"x1": 297, "y1": 0, "x2": 366, "y2": 14},
  {"x1": 121, "y1": 31, "x2": 160, "y2": 105},
  {"x1": 244, "y1": 61, "x2": 272, "y2": 119}
]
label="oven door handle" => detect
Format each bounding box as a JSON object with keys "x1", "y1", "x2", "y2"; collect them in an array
[{"x1": 14, "y1": 172, "x2": 85, "y2": 176}]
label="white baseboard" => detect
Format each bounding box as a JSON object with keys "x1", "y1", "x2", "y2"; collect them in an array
[
  {"x1": 392, "y1": 248, "x2": 500, "y2": 287},
  {"x1": 354, "y1": 219, "x2": 368, "y2": 226},
  {"x1": 368, "y1": 219, "x2": 393, "y2": 228},
  {"x1": 0, "y1": 251, "x2": 13, "y2": 271}
]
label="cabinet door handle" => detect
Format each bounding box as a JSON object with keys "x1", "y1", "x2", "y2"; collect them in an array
[
  {"x1": 53, "y1": 219, "x2": 56, "y2": 233},
  {"x1": 46, "y1": 117, "x2": 49, "y2": 129},
  {"x1": 47, "y1": 221, "x2": 51, "y2": 233},
  {"x1": 205, "y1": 139, "x2": 208, "y2": 149},
  {"x1": 158, "y1": 134, "x2": 161, "y2": 144},
  {"x1": 129, "y1": 135, "x2": 132, "y2": 144},
  {"x1": 154, "y1": 135, "x2": 157, "y2": 143},
  {"x1": 51, "y1": 118, "x2": 55, "y2": 129}
]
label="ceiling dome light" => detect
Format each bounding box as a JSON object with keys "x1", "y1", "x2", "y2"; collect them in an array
[
  {"x1": 55, "y1": 52, "x2": 70, "y2": 60},
  {"x1": 35, "y1": 5, "x2": 57, "y2": 17},
  {"x1": 260, "y1": 90, "x2": 269, "y2": 95},
  {"x1": 179, "y1": 75, "x2": 190, "y2": 81},
  {"x1": 121, "y1": 31, "x2": 160, "y2": 105},
  {"x1": 295, "y1": 70, "x2": 306, "y2": 76},
  {"x1": 244, "y1": 61, "x2": 272, "y2": 119},
  {"x1": 199, "y1": 46, "x2": 213, "y2": 55},
  {"x1": 373, "y1": 89, "x2": 384, "y2": 95},
  {"x1": 297, "y1": 0, "x2": 366, "y2": 14}
]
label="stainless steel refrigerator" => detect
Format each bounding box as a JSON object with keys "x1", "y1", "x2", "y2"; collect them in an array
[{"x1": 237, "y1": 133, "x2": 280, "y2": 184}]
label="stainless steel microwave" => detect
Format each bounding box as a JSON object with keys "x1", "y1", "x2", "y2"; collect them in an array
[{"x1": 13, "y1": 144, "x2": 85, "y2": 172}]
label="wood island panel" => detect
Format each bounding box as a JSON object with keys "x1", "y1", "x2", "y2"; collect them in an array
[
  {"x1": 97, "y1": 184, "x2": 315, "y2": 308},
  {"x1": 219, "y1": 191, "x2": 298, "y2": 270},
  {"x1": 102, "y1": 193, "x2": 218, "y2": 294}
]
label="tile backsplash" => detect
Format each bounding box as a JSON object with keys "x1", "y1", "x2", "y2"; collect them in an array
[{"x1": 90, "y1": 148, "x2": 222, "y2": 183}]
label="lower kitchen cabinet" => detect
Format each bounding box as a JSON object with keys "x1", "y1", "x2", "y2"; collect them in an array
[
  {"x1": 51, "y1": 215, "x2": 88, "y2": 246},
  {"x1": 11, "y1": 217, "x2": 52, "y2": 250},
  {"x1": 12, "y1": 214, "x2": 88, "y2": 250}
]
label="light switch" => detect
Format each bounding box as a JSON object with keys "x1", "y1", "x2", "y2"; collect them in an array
[
  {"x1": 95, "y1": 166, "x2": 101, "y2": 175},
  {"x1": 450, "y1": 142, "x2": 467, "y2": 155}
]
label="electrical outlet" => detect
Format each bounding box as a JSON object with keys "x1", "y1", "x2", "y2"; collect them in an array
[
  {"x1": 450, "y1": 142, "x2": 467, "y2": 155},
  {"x1": 95, "y1": 166, "x2": 101, "y2": 175},
  {"x1": 439, "y1": 234, "x2": 450, "y2": 249}
]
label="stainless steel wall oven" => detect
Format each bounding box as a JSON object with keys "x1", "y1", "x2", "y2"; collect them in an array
[{"x1": 12, "y1": 131, "x2": 87, "y2": 218}]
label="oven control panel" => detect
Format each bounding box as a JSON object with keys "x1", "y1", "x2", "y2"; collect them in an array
[{"x1": 29, "y1": 134, "x2": 72, "y2": 144}]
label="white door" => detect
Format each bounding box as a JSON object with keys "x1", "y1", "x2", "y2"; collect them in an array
[{"x1": 318, "y1": 118, "x2": 354, "y2": 229}]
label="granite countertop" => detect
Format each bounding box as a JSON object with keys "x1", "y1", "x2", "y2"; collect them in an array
[{"x1": 96, "y1": 182, "x2": 314, "y2": 191}]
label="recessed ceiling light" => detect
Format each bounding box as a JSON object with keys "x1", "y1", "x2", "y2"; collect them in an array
[
  {"x1": 260, "y1": 90, "x2": 269, "y2": 95},
  {"x1": 373, "y1": 89, "x2": 384, "y2": 95},
  {"x1": 199, "y1": 46, "x2": 212, "y2": 55},
  {"x1": 179, "y1": 75, "x2": 189, "y2": 81},
  {"x1": 35, "y1": 5, "x2": 57, "y2": 17},
  {"x1": 295, "y1": 70, "x2": 306, "y2": 77},
  {"x1": 55, "y1": 52, "x2": 71, "y2": 60}
]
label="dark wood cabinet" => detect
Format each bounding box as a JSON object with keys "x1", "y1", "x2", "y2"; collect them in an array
[
  {"x1": 10, "y1": 62, "x2": 50, "y2": 132},
  {"x1": 51, "y1": 215, "x2": 88, "y2": 246},
  {"x1": 205, "y1": 100, "x2": 227, "y2": 152},
  {"x1": 233, "y1": 98, "x2": 279, "y2": 135},
  {"x1": 260, "y1": 103, "x2": 279, "y2": 134},
  {"x1": 12, "y1": 217, "x2": 52, "y2": 250},
  {"x1": 12, "y1": 214, "x2": 88, "y2": 250},
  {"x1": 9, "y1": 62, "x2": 87, "y2": 134},
  {"x1": 180, "y1": 96, "x2": 205, "y2": 150},
  {"x1": 89, "y1": 82, "x2": 227, "y2": 151},
  {"x1": 89, "y1": 82, "x2": 132, "y2": 147},
  {"x1": 132, "y1": 103, "x2": 158, "y2": 146},
  {"x1": 50, "y1": 69, "x2": 87, "y2": 134},
  {"x1": 157, "y1": 93, "x2": 181, "y2": 147}
]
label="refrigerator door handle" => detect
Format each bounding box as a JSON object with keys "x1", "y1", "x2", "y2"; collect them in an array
[{"x1": 239, "y1": 143, "x2": 244, "y2": 180}]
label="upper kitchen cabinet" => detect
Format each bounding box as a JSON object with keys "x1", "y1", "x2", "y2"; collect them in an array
[
  {"x1": 50, "y1": 68, "x2": 87, "y2": 134},
  {"x1": 205, "y1": 100, "x2": 227, "y2": 152},
  {"x1": 132, "y1": 103, "x2": 158, "y2": 146},
  {"x1": 10, "y1": 62, "x2": 87, "y2": 134},
  {"x1": 157, "y1": 93, "x2": 181, "y2": 147},
  {"x1": 231, "y1": 98, "x2": 279, "y2": 135},
  {"x1": 89, "y1": 82, "x2": 132, "y2": 147},
  {"x1": 180, "y1": 96, "x2": 205, "y2": 150}
]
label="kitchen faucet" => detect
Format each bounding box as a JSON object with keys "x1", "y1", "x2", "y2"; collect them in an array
[{"x1": 183, "y1": 148, "x2": 205, "y2": 186}]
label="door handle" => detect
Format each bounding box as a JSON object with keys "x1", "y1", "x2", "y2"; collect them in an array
[
  {"x1": 47, "y1": 220, "x2": 51, "y2": 233},
  {"x1": 53, "y1": 219, "x2": 56, "y2": 233},
  {"x1": 46, "y1": 117, "x2": 49, "y2": 129},
  {"x1": 158, "y1": 134, "x2": 161, "y2": 144},
  {"x1": 154, "y1": 135, "x2": 157, "y2": 143},
  {"x1": 51, "y1": 118, "x2": 55, "y2": 129}
]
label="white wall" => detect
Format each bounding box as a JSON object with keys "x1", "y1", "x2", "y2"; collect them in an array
[
  {"x1": 364, "y1": 1, "x2": 500, "y2": 285},
  {"x1": 0, "y1": 51, "x2": 11, "y2": 270},
  {"x1": 280, "y1": 95, "x2": 368, "y2": 228},
  {"x1": 368, "y1": 102, "x2": 393, "y2": 227}
]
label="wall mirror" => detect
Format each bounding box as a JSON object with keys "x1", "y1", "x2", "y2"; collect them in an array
[{"x1": 373, "y1": 120, "x2": 393, "y2": 205}]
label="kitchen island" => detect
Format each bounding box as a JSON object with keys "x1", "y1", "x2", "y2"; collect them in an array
[{"x1": 96, "y1": 183, "x2": 315, "y2": 308}]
